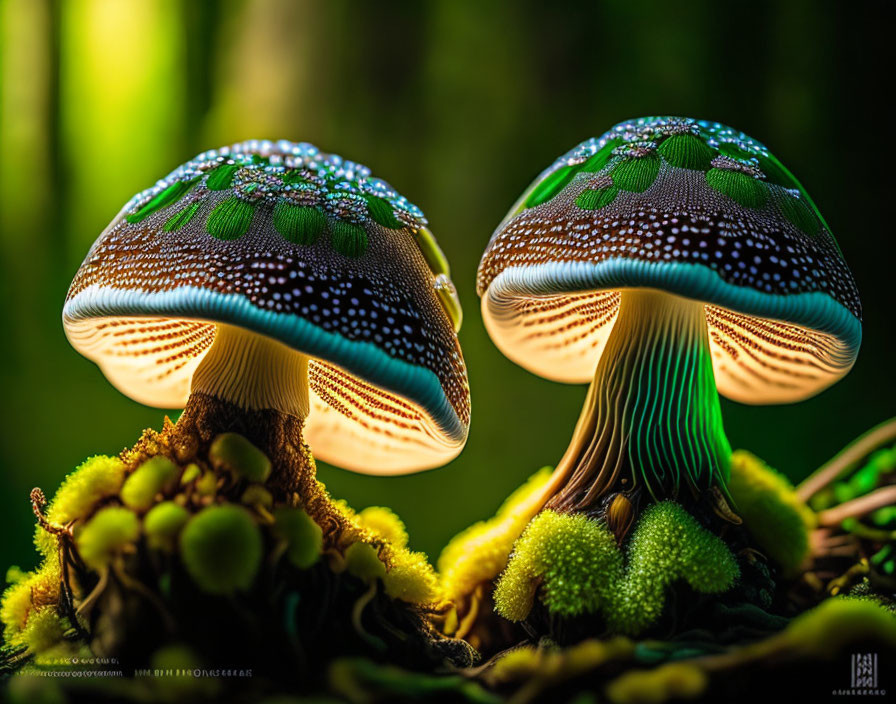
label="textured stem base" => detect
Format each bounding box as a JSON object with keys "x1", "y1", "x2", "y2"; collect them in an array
[{"x1": 545, "y1": 289, "x2": 731, "y2": 515}]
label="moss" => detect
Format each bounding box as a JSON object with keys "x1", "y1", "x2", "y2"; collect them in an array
[
  {"x1": 494, "y1": 502, "x2": 739, "y2": 635},
  {"x1": 605, "y1": 662, "x2": 707, "y2": 704},
  {"x1": 12, "y1": 607, "x2": 66, "y2": 654},
  {"x1": 382, "y1": 549, "x2": 440, "y2": 605},
  {"x1": 144, "y1": 501, "x2": 190, "y2": 552},
  {"x1": 728, "y1": 450, "x2": 816, "y2": 573},
  {"x1": 273, "y1": 507, "x2": 323, "y2": 569},
  {"x1": 241, "y1": 484, "x2": 274, "y2": 509},
  {"x1": 781, "y1": 598, "x2": 896, "y2": 658},
  {"x1": 35, "y1": 456, "x2": 126, "y2": 557},
  {"x1": 438, "y1": 467, "x2": 552, "y2": 603},
  {"x1": 121, "y1": 456, "x2": 179, "y2": 511},
  {"x1": 356, "y1": 507, "x2": 408, "y2": 549},
  {"x1": 489, "y1": 638, "x2": 634, "y2": 685},
  {"x1": 209, "y1": 433, "x2": 271, "y2": 483},
  {"x1": 179, "y1": 505, "x2": 263, "y2": 595},
  {"x1": 344, "y1": 543, "x2": 387, "y2": 582},
  {"x1": 75, "y1": 506, "x2": 140, "y2": 570}
]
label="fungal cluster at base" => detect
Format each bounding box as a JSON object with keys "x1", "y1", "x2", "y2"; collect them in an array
[{"x1": 478, "y1": 116, "x2": 861, "y2": 320}]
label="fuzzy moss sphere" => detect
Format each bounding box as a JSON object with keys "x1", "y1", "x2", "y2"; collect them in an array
[
  {"x1": 75, "y1": 506, "x2": 140, "y2": 570},
  {"x1": 209, "y1": 433, "x2": 271, "y2": 483},
  {"x1": 179, "y1": 505, "x2": 263, "y2": 595},
  {"x1": 121, "y1": 456, "x2": 179, "y2": 511},
  {"x1": 728, "y1": 450, "x2": 816, "y2": 574},
  {"x1": 144, "y1": 501, "x2": 190, "y2": 552},
  {"x1": 344, "y1": 542, "x2": 387, "y2": 582},
  {"x1": 273, "y1": 507, "x2": 323, "y2": 569},
  {"x1": 356, "y1": 507, "x2": 409, "y2": 549}
]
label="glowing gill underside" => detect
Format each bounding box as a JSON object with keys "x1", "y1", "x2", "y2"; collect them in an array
[
  {"x1": 63, "y1": 316, "x2": 460, "y2": 474},
  {"x1": 482, "y1": 288, "x2": 855, "y2": 405}
]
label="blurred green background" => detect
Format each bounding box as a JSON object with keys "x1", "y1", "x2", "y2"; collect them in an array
[{"x1": 0, "y1": 0, "x2": 892, "y2": 569}]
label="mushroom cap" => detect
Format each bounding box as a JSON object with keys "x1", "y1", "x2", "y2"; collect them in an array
[
  {"x1": 64, "y1": 140, "x2": 469, "y2": 474},
  {"x1": 478, "y1": 117, "x2": 861, "y2": 404}
]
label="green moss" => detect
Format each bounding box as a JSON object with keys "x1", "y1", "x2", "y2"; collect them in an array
[
  {"x1": 12, "y1": 607, "x2": 66, "y2": 654},
  {"x1": 489, "y1": 638, "x2": 634, "y2": 686},
  {"x1": 356, "y1": 507, "x2": 408, "y2": 549},
  {"x1": 179, "y1": 505, "x2": 262, "y2": 595},
  {"x1": 272, "y1": 202, "x2": 327, "y2": 245},
  {"x1": 273, "y1": 507, "x2": 323, "y2": 569},
  {"x1": 209, "y1": 433, "x2": 271, "y2": 483},
  {"x1": 576, "y1": 186, "x2": 618, "y2": 210},
  {"x1": 705, "y1": 168, "x2": 767, "y2": 208},
  {"x1": 144, "y1": 501, "x2": 190, "y2": 552},
  {"x1": 40, "y1": 455, "x2": 125, "y2": 538},
  {"x1": 658, "y1": 133, "x2": 716, "y2": 170},
  {"x1": 610, "y1": 154, "x2": 660, "y2": 193},
  {"x1": 75, "y1": 506, "x2": 140, "y2": 570},
  {"x1": 382, "y1": 549, "x2": 440, "y2": 605},
  {"x1": 330, "y1": 221, "x2": 368, "y2": 257},
  {"x1": 206, "y1": 196, "x2": 255, "y2": 240},
  {"x1": 777, "y1": 598, "x2": 896, "y2": 658},
  {"x1": 344, "y1": 542, "x2": 387, "y2": 582},
  {"x1": 0, "y1": 560, "x2": 61, "y2": 642},
  {"x1": 494, "y1": 502, "x2": 739, "y2": 635},
  {"x1": 605, "y1": 662, "x2": 707, "y2": 704},
  {"x1": 241, "y1": 485, "x2": 274, "y2": 509},
  {"x1": 438, "y1": 468, "x2": 552, "y2": 603},
  {"x1": 120, "y1": 456, "x2": 179, "y2": 511},
  {"x1": 728, "y1": 450, "x2": 816, "y2": 573}
]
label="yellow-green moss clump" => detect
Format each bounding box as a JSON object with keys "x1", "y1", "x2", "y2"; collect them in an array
[
  {"x1": 438, "y1": 467, "x2": 552, "y2": 603},
  {"x1": 605, "y1": 662, "x2": 707, "y2": 704},
  {"x1": 728, "y1": 450, "x2": 816, "y2": 574},
  {"x1": 75, "y1": 505, "x2": 141, "y2": 570},
  {"x1": 34, "y1": 455, "x2": 126, "y2": 558},
  {"x1": 494, "y1": 502, "x2": 739, "y2": 635},
  {"x1": 180, "y1": 505, "x2": 263, "y2": 595},
  {"x1": 3, "y1": 431, "x2": 445, "y2": 669},
  {"x1": 335, "y1": 504, "x2": 441, "y2": 606}
]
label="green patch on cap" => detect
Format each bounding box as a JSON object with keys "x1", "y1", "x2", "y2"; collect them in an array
[
  {"x1": 706, "y1": 168, "x2": 767, "y2": 209},
  {"x1": 658, "y1": 134, "x2": 716, "y2": 171},
  {"x1": 207, "y1": 197, "x2": 256, "y2": 241},
  {"x1": 272, "y1": 201, "x2": 327, "y2": 245},
  {"x1": 756, "y1": 154, "x2": 799, "y2": 190},
  {"x1": 780, "y1": 195, "x2": 820, "y2": 235},
  {"x1": 611, "y1": 154, "x2": 660, "y2": 193},
  {"x1": 126, "y1": 177, "x2": 200, "y2": 224},
  {"x1": 579, "y1": 138, "x2": 624, "y2": 173},
  {"x1": 366, "y1": 196, "x2": 405, "y2": 230},
  {"x1": 163, "y1": 202, "x2": 201, "y2": 233},
  {"x1": 206, "y1": 163, "x2": 240, "y2": 191},
  {"x1": 524, "y1": 163, "x2": 580, "y2": 209},
  {"x1": 331, "y1": 221, "x2": 368, "y2": 257},
  {"x1": 576, "y1": 186, "x2": 619, "y2": 210}
]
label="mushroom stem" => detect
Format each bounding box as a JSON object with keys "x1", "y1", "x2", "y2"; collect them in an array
[
  {"x1": 191, "y1": 323, "x2": 311, "y2": 419},
  {"x1": 544, "y1": 289, "x2": 731, "y2": 514}
]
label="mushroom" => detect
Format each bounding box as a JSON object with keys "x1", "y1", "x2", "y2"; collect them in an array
[
  {"x1": 477, "y1": 116, "x2": 861, "y2": 523},
  {"x1": 64, "y1": 140, "x2": 469, "y2": 495}
]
